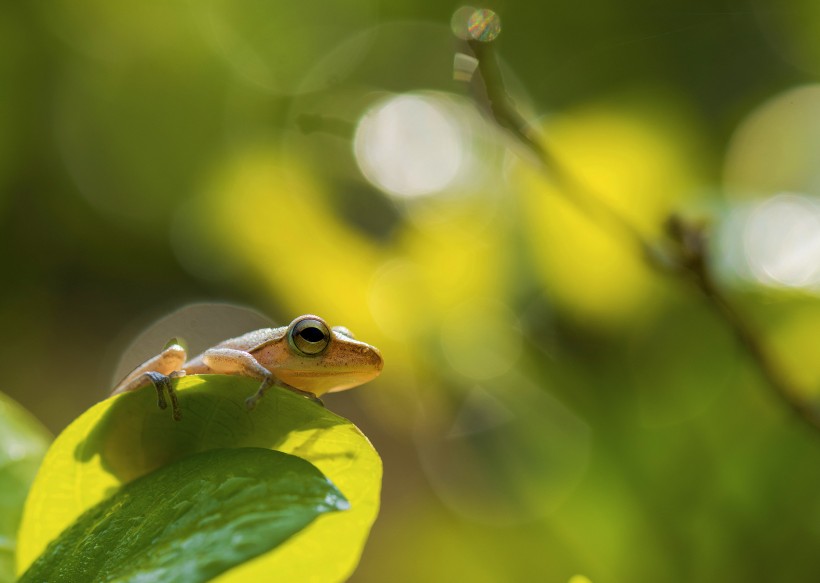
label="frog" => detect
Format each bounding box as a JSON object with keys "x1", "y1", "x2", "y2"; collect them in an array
[{"x1": 110, "y1": 314, "x2": 383, "y2": 421}]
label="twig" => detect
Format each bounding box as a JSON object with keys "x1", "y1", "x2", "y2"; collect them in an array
[
  {"x1": 466, "y1": 36, "x2": 820, "y2": 435},
  {"x1": 468, "y1": 40, "x2": 655, "y2": 261},
  {"x1": 666, "y1": 216, "x2": 820, "y2": 432}
]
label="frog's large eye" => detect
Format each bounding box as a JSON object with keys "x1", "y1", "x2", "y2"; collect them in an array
[{"x1": 288, "y1": 317, "x2": 330, "y2": 356}]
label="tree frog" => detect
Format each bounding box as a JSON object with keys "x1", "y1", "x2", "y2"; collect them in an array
[{"x1": 110, "y1": 315, "x2": 383, "y2": 421}]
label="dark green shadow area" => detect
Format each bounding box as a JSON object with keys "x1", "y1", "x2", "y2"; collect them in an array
[
  {"x1": 74, "y1": 375, "x2": 347, "y2": 484},
  {"x1": 20, "y1": 448, "x2": 348, "y2": 583}
]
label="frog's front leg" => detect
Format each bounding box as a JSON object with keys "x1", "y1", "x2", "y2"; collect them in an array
[
  {"x1": 122, "y1": 370, "x2": 186, "y2": 421},
  {"x1": 201, "y1": 348, "x2": 323, "y2": 410},
  {"x1": 111, "y1": 343, "x2": 187, "y2": 421}
]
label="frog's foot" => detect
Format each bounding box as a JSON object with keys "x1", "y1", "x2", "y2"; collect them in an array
[
  {"x1": 244, "y1": 389, "x2": 264, "y2": 410},
  {"x1": 141, "y1": 371, "x2": 184, "y2": 421},
  {"x1": 285, "y1": 386, "x2": 325, "y2": 407},
  {"x1": 244, "y1": 380, "x2": 324, "y2": 410},
  {"x1": 244, "y1": 377, "x2": 273, "y2": 410}
]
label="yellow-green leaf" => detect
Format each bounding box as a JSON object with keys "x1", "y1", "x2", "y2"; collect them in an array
[
  {"x1": 17, "y1": 375, "x2": 382, "y2": 583},
  {"x1": 19, "y1": 448, "x2": 348, "y2": 583}
]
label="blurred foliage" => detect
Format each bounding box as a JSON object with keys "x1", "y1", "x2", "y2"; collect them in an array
[
  {"x1": 0, "y1": 394, "x2": 50, "y2": 583},
  {"x1": 3, "y1": 0, "x2": 820, "y2": 581}
]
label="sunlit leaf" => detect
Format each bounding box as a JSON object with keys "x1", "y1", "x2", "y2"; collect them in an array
[
  {"x1": 17, "y1": 375, "x2": 381, "y2": 582},
  {"x1": 19, "y1": 448, "x2": 347, "y2": 583},
  {"x1": 0, "y1": 393, "x2": 51, "y2": 583}
]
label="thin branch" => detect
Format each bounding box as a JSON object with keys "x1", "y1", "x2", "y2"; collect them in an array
[
  {"x1": 468, "y1": 40, "x2": 654, "y2": 260},
  {"x1": 700, "y1": 272, "x2": 820, "y2": 431},
  {"x1": 466, "y1": 37, "x2": 820, "y2": 435},
  {"x1": 667, "y1": 217, "x2": 820, "y2": 433}
]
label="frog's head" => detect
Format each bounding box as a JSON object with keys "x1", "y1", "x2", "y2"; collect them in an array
[{"x1": 257, "y1": 315, "x2": 383, "y2": 396}]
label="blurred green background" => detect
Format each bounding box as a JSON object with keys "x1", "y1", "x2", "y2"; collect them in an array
[{"x1": 3, "y1": 1, "x2": 820, "y2": 581}]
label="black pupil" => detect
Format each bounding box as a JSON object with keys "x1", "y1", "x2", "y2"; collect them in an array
[{"x1": 299, "y1": 326, "x2": 325, "y2": 343}]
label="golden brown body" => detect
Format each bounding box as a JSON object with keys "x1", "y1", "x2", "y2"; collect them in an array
[{"x1": 111, "y1": 315, "x2": 383, "y2": 420}]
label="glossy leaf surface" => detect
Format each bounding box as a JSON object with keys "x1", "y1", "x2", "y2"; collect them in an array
[
  {"x1": 19, "y1": 448, "x2": 347, "y2": 583},
  {"x1": 17, "y1": 375, "x2": 381, "y2": 582}
]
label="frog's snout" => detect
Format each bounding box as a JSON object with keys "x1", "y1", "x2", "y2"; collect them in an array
[{"x1": 370, "y1": 346, "x2": 384, "y2": 374}]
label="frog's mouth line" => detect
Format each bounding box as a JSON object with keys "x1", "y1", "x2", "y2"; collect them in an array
[{"x1": 283, "y1": 369, "x2": 375, "y2": 378}]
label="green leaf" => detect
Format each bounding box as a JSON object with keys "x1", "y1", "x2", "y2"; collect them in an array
[
  {"x1": 17, "y1": 375, "x2": 382, "y2": 582},
  {"x1": 0, "y1": 393, "x2": 51, "y2": 583},
  {"x1": 19, "y1": 448, "x2": 348, "y2": 583}
]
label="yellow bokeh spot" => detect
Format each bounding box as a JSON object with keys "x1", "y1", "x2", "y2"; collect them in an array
[
  {"x1": 568, "y1": 575, "x2": 593, "y2": 583},
  {"x1": 198, "y1": 147, "x2": 508, "y2": 344},
  {"x1": 512, "y1": 104, "x2": 699, "y2": 326},
  {"x1": 201, "y1": 146, "x2": 382, "y2": 336},
  {"x1": 397, "y1": 200, "x2": 508, "y2": 323}
]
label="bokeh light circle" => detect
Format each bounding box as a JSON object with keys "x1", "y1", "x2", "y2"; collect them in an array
[
  {"x1": 744, "y1": 194, "x2": 820, "y2": 289},
  {"x1": 721, "y1": 85, "x2": 820, "y2": 292},
  {"x1": 354, "y1": 93, "x2": 468, "y2": 198},
  {"x1": 450, "y1": 6, "x2": 477, "y2": 40},
  {"x1": 724, "y1": 84, "x2": 820, "y2": 198},
  {"x1": 467, "y1": 8, "x2": 501, "y2": 42},
  {"x1": 718, "y1": 194, "x2": 820, "y2": 292}
]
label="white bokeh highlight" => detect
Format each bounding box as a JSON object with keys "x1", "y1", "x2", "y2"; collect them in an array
[
  {"x1": 354, "y1": 93, "x2": 467, "y2": 198},
  {"x1": 720, "y1": 193, "x2": 820, "y2": 292},
  {"x1": 723, "y1": 84, "x2": 820, "y2": 198},
  {"x1": 744, "y1": 194, "x2": 820, "y2": 289}
]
